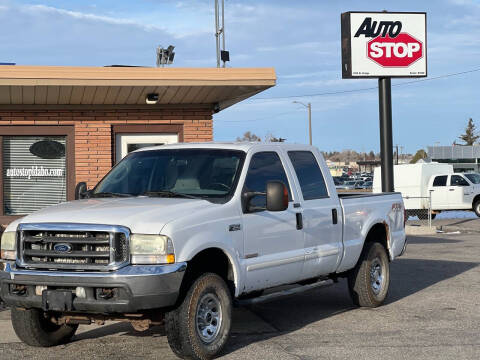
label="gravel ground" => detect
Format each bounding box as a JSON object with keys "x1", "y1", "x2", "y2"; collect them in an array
[{"x1": 0, "y1": 230, "x2": 479, "y2": 360}]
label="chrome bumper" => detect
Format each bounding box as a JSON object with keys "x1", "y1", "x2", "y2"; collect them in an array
[{"x1": 0, "y1": 262, "x2": 186, "y2": 313}]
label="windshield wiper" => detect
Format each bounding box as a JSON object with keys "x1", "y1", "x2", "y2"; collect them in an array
[
  {"x1": 140, "y1": 190, "x2": 201, "y2": 200},
  {"x1": 90, "y1": 192, "x2": 133, "y2": 198}
]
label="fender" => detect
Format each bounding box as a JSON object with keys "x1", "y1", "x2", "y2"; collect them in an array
[{"x1": 178, "y1": 237, "x2": 244, "y2": 297}]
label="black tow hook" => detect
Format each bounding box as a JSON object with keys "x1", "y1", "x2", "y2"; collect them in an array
[
  {"x1": 97, "y1": 288, "x2": 115, "y2": 300},
  {"x1": 11, "y1": 285, "x2": 27, "y2": 296}
]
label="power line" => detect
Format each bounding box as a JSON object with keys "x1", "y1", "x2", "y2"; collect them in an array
[
  {"x1": 246, "y1": 66, "x2": 480, "y2": 102},
  {"x1": 218, "y1": 109, "x2": 301, "y2": 124}
]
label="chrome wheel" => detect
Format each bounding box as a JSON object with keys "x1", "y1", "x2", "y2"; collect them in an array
[
  {"x1": 370, "y1": 258, "x2": 384, "y2": 295},
  {"x1": 195, "y1": 293, "x2": 222, "y2": 344}
]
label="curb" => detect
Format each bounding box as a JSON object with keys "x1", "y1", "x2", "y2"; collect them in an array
[
  {"x1": 436, "y1": 225, "x2": 480, "y2": 233},
  {"x1": 405, "y1": 225, "x2": 437, "y2": 236}
]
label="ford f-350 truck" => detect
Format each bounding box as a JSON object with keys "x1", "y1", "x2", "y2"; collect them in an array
[{"x1": 0, "y1": 142, "x2": 407, "y2": 360}]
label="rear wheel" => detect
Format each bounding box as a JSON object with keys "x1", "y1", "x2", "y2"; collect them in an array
[
  {"x1": 348, "y1": 242, "x2": 390, "y2": 307},
  {"x1": 11, "y1": 308, "x2": 78, "y2": 347},
  {"x1": 165, "y1": 273, "x2": 232, "y2": 360}
]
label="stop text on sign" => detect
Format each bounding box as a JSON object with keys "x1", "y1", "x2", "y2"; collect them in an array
[{"x1": 341, "y1": 12, "x2": 427, "y2": 78}]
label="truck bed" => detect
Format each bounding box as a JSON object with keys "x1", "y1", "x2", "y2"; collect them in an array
[{"x1": 336, "y1": 191, "x2": 405, "y2": 273}]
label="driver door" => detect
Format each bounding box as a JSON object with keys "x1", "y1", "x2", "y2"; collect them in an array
[{"x1": 242, "y1": 151, "x2": 304, "y2": 292}]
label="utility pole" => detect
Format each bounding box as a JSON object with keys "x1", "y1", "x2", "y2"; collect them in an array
[
  {"x1": 395, "y1": 144, "x2": 399, "y2": 165},
  {"x1": 293, "y1": 101, "x2": 312, "y2": 145}
]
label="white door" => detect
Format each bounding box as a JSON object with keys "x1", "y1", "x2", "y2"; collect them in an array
[
  {"x1": 115, "y1": 133, "x2": 178, "y2": 163},
  {"x1": 430, "y1": 175, "x2": 449, "y2": 209},
  {"x1": 242, "y1": 151, "x2": 305, "y2": 292},
  {"x1": 448, "y1": 175, "x2": 473, "y2": 209},
  {"x1": 285, "y1": 150, "x2": 343, "y2": 278}
]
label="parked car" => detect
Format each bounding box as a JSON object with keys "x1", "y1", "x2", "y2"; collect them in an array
[
  {"x1": 338, "y1": 180, "x2": 358, "y2": 190},
  {"x1": 354, "y1": 181, "x2": 365, "y2": 189},
  {"x1": 362, "y1": 181, "x2": 373, "y2": 189},
  {"x1": 1, "y1": 142, "x2": 407, "y2": 360}
]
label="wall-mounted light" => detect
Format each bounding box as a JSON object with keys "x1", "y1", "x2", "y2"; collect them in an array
[{"x1": 146, "y1": 93, "x2": 159, "y2": 105}]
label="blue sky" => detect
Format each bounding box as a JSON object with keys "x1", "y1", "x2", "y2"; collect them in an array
[{"x1": 0, "y1": 0, "x2": 479, "y2": 154}]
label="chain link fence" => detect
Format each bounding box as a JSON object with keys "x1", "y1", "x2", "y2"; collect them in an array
[{"x1": 403, "y1": 195, "x2": 434, "y2": 228}]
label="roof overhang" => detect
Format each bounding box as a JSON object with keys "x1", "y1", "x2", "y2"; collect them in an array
[{"x1": 0, "y1": 66, "x2": 276, "y2": 111}]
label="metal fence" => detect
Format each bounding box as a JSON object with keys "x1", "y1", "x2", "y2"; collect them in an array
[{"x1": 403, "y1": 196, "x2": 434, "y2": 228}]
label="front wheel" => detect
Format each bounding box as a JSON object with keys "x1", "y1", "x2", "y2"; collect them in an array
[
  {"x1": 11, "y1": 308, "x2": 78, "y2": 347},
  {"x1": 474, "y1": 200, "x2": 480, "y2": 217},
  {"x1": 348, "y1": 242, "x2": 390, "y2": 308},
  {"x1": 165, "y1": 273, "x2": 232, "y2": 360}
]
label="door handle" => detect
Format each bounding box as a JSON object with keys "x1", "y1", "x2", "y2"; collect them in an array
[
  {"x1": 332, "y1": 209, "x2": 338, "y2": 225},
  {"x1": 449, "y1": 189, "x2": 455, "y2": 191},
  {"x1": 296, "y1": 213, "x2": 303, "y2": 230}
]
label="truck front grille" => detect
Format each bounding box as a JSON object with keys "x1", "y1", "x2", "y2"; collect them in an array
[{"x1": 17, "y1": 224, "x2": 130, "y2": 271}]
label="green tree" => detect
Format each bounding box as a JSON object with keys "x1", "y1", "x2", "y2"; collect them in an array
[
  {"x1": 459, "y1": 118, "x2": 479, "y2": 145},
  {"x1": 410, "y1": 149, "x2": 427, "y2": 164}
]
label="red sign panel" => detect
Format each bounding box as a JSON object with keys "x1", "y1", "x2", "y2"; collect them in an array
[{"x1": 367, "y1": 33, "x2": 423, "y2": 67}]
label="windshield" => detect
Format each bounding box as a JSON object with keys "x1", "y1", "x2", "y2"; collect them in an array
[
  {"x1": 93, "y1": 149, "x2": 245, "y2": 202},
  {"x1": 465, "y1": 173, "x2": 480, "y2": 184}
]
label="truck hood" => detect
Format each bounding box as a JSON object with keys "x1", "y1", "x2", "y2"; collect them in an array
[{"x1": 10, "y1": 197, "x2": 216, "y2": 234}]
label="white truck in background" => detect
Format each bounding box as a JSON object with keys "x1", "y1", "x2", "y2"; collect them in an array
[
  {"x1": 1, "y1": 142, "x2": 407, "y2": 360},
  {"x1": 373, "y1": 162, "x2": 480, "y2": 219}
]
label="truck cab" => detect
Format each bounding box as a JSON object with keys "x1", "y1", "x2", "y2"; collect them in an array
[{"x1": 429, "y1": 173, "x2": 480, "y2": 215}]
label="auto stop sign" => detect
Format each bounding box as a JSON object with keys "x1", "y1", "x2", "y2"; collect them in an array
[{"x1": 341, "y1": 12, "x2": 427, "y2": 77}]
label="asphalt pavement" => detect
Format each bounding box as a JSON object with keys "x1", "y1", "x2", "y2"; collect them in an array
[{"x1": 0, "y1": 228, "x2": 479, "y2": 360}]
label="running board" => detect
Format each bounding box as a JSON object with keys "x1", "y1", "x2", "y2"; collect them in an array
[{"x1": 235, "y1": 279, "x2": 334, "y2": 306}]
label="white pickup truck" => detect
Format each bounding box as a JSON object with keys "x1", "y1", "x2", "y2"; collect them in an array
[
  {"x1": 373, "y1": 163, "x2": 480, "y2": 219},
  {"x1": 0, "y1": 142, "x2": 406, "y2": 360}
]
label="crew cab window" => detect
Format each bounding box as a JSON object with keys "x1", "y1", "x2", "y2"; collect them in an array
[
  {"x1": 243, "y1": 151, "x2": 291, "y2": 208},
  {"x1": 433, "y1": 176, "x2": 447, "y2": 187},
  {"x1": 288, "y1": 151, "x2": 328, "y2": 200},
  {"x1": 451, "y1": 175, "x2": 469, "y2": 186}
]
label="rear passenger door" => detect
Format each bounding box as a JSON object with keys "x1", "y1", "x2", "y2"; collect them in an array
[{"x1": 286, "y1": 150, "x2": 343, "y2": 278}]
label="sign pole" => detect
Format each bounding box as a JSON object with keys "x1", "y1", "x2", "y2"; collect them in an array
[{"x1": 378, "y1": 77, "x2": 394, "y2": 192}]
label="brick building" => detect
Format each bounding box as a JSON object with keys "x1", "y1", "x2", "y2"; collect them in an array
[{"x1": 0, "y1": 65, "x2": 275, "y2": 226}]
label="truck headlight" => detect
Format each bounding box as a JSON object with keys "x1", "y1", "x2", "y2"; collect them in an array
[
  {"x1": 130, "y1": 234, "x2": 175, "y2": 264},
  {"x1": 0, "y1": 231, "x2": 16, "y2": 260}
]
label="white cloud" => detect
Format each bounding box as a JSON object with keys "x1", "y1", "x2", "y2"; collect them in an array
[{"x1": 21, "y1": 4, "x2": 165, "y2": 31}]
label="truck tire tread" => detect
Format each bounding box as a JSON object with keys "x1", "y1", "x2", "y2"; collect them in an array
[
  {"x1": 165, "y1": 273, "x2": 232, "y2": 360},
  {"x1": 11, "y1": 308, "x2": 78, "y2": 347},
  {"x1": 348, "y1": 241, "x2": 390, "y2": 308}
]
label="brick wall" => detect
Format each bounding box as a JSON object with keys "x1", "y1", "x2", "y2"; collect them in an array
[{"x1": 0, "y1": 108, "x2": 213, "y2": 188}]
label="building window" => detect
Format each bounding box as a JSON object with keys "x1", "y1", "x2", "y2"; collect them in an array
[
  {"x1": 3, "y1": 136, "x2": 67, "y2": 215},
  {"x1": 0, "y1": 126, "x2": 75, "y2": 223},
  {"x1": 112, "y1": 124, "x2": 184, "y2": 163}
]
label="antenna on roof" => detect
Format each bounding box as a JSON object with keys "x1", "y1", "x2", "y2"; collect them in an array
[{"x1": 215, "y1": 0, "x2": 229, "y2": 68}]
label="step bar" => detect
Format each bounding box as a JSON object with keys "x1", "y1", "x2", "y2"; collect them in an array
[{"x1": 235, "y1": 279, "x2": 334, "y2": 306}]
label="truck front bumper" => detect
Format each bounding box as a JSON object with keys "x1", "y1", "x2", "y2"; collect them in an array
[{"x1": 0, "y1": 261, "x2": 186, "y2": 314}]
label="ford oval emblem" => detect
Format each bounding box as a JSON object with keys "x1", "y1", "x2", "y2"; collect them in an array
[{"x1": 54, "y1": 243, "x2": 72, "y2": 253}]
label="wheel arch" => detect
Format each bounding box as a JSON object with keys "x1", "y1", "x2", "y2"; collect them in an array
[
  {"x1": 363, "y1": 222, "x2": 391, "y2": 260},
  {"x1": 181, "y1": 247, "x2": 239, "y2": 298}
]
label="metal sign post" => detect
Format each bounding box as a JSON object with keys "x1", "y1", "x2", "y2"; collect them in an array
[{"x1": 378, "y1": 77, "x2": 394, "y2": 192}]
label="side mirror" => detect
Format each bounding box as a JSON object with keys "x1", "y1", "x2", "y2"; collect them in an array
[
  {"x1": 266, "y1": 181, "x2": 289, "y2": 212},
  {"x1": 75, "y1": 182, "x2": 88, "y2": 200}
]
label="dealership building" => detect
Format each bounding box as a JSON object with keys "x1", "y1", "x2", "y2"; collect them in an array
[
  {"x1": 427, "y1": 145, "x2": 480, "y2": 173},
  {"x1": 0, "y1": 65, "x2": 275, "y2": 227}
]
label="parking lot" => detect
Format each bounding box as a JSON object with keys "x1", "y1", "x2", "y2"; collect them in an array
[{"x1": 1, "y1": 226, "x2": 479, "y2": 360}]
